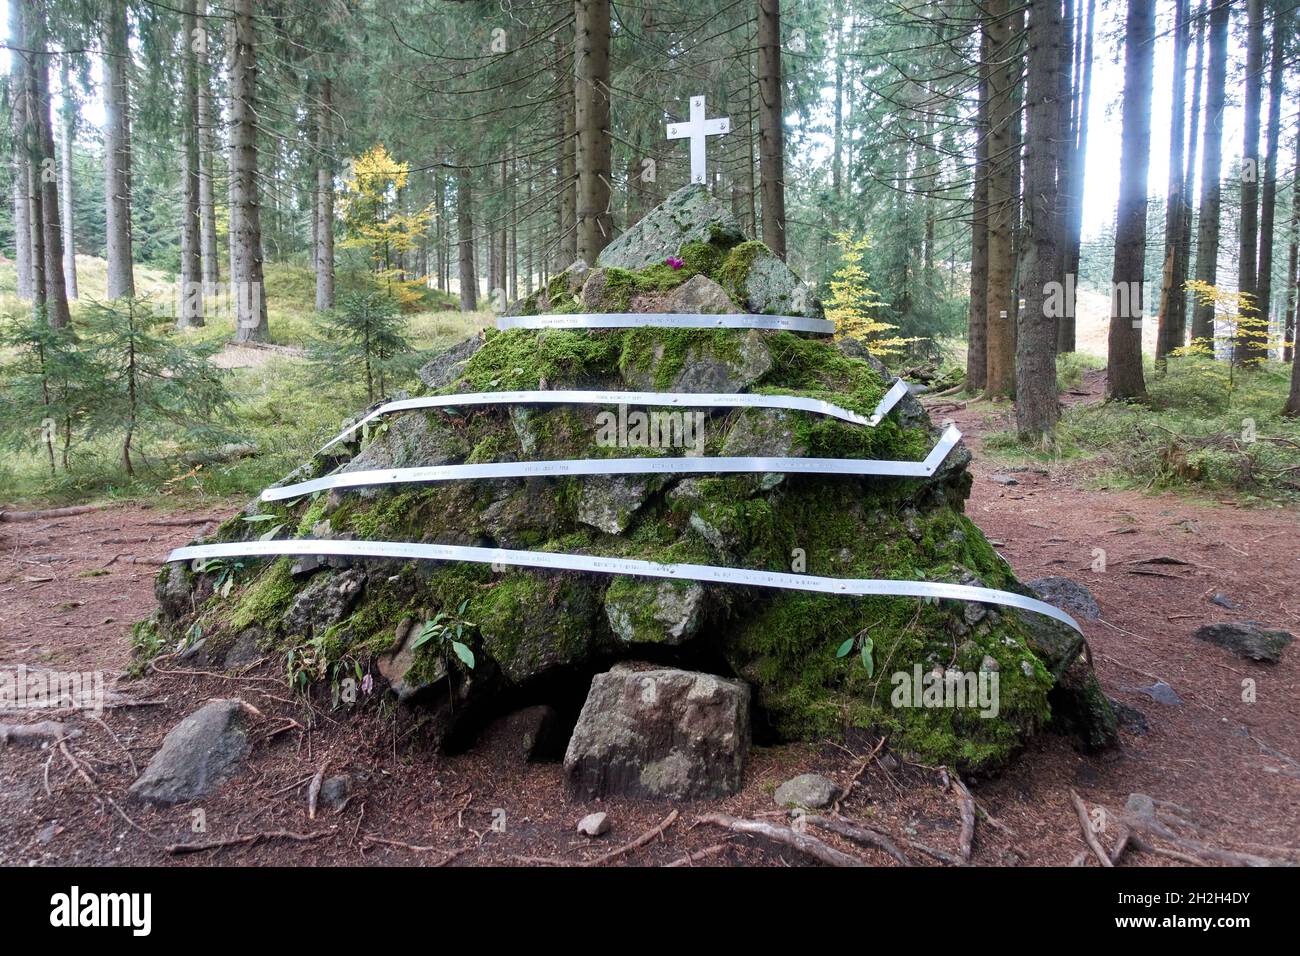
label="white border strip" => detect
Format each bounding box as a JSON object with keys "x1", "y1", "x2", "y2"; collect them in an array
[
  {"x1": 167, "y1": 537, "x2": 1081, "y2": 635},
  {"x1": 316, "y1": 381, "x2": 912, "y2": 456},
  {"x1": 497, "y1": 312, "x2": 835, "y2": 334},
  {"x1": 266, "y1": 425, "x2": 963, "y2": 502}
]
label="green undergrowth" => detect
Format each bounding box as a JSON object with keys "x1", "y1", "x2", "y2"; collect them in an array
[{"x1": 984, "y1": 356, "x2": 1300, "y2": 504}]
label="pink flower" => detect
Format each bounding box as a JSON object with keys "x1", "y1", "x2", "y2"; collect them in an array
[
  {"x1": 665, "y1": 256, "x2": 684, "y2": 270},
  {"x1": 361, "y1": 673, "x2": 374, "y2": 695}
]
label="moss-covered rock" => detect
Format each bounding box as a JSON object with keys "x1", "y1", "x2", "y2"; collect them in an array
[{"x1": 144, "y1": 187, "x2": 1115, "y2": 774}]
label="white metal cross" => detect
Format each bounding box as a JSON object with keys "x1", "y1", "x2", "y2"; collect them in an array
[{"x1": 667, "y1": 95, "x2": 730, "y2": 185}]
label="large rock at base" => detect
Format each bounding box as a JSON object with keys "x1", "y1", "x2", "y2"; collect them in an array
[
  {"x1": 565, "y1": 665, "x2": 750, "y2": 799},
  {"x1": 1193, "y1": 622, "x2": 1293, "y2": 663},
  {"x1": 596, "y1": 184, "x2": 743, "y2": 271},
  {"x1": 128, "y1": 699, "x2": 250, "y2": 805},
  {"x1": 1027, "y1": 576, "x2": 1101, "y2": 622}
]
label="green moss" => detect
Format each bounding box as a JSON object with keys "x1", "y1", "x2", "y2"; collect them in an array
[
  {"x1": 716, "y1": 240, "x2": 770, "y2": 299},
  {"x1": 296, "y1": 495, "x2": 328, "y2": 535},
  {"x1": 229, "y1": 558, "x2": 297, "y2": 632}
]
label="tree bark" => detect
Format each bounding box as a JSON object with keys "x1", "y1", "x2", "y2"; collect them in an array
[
  {"x1": 197, "y1": 0, "x2": 219, "y2": 295},
  {"x1": 1016, "y1": 0, "x2": 1063, "y2": 437},
  {"x1": 966, "y1": 34, "x2": 990, "y2": 392},
  {"x1": 10, "y1": 0, "x2": 32, "y2": 301},
  {"x1": 457, "y1": 165, "x2": 477, "y2": 311},
  {"x1": 1106, "y1": 0, "x2": 1154, "y2": 400},
  {"x1": 227, "y1": 0, "x2": 268, "y2": 342},
  {"x1": 1284, "y1": 132, "x2": 1299, "y2": 365},
  {"x1": 556, "y1": 27, "x2": 577, "y2": 268},
  {"x1": 1252, "y1": 2, "x2": 1286, "y2": 360},
  {"x1": 984, "y1": 0, "x2": 1022, "y2": 398},
  {"x1": 574, "y1": 0, "x2": 612, "y2": 264},
  {"x1": 1235, "y1": 0, "x2": 1264, "y2": 363},
  {"x1": 25, "y1": 0, "x2": 71, "y2": 329},
  {"x1": 178, "y1": 0, "x2": 204, "y2": 327},
  {"x1": 1174, "y1": 0, "x2": 1205, "y2": 354},
  {"x1": 1154, "y1": 0, "x2": 1189, "y2": 368},
  {"x1": 58, "y1": 60, "x2": 76, "y2": 300},
  {"x1": 102, "y1": 0, "x2": 134, "y2": 299},
  {"x1": 756, "y1": 0, "x2": 787, "y2": 258},
  {"x1": 1059, "y1": 0, "x2": 1094, "y2": 353},
  {"x1": 1190, "y1": 0, "x2": 1229, "y2": 345},
  {"x1": 315, "y1": 77, "x2": 335, "y2": 313}
]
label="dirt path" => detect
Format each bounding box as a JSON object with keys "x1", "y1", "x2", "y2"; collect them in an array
[{"x1": 1, "y1": 397, "x2": 1297, "y2": 867}]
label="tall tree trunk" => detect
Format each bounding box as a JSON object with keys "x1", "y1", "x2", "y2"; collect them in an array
[
  {"x1": 966, "y1": 36, "x2": 990, "y2": 392},
  {"x1": 1016, "y1": 0, "x2": 1063, "y2": 437},
  {"x1": 228, "y1": 0, "x2": 268, "y2": 342},
  {"x1": 10, "y1": 0, "x2": 32, "y2": 301},
  {"x1": 26, "y1": 0, "x2": 70, "y2": 329},
  {"x1": 574, "y1": 0, "x2": 612, "y2": 264},
  {"x1": 1284, "y1": 132, "x2": 1299, "y2": 365},
  {"x1": 197, "y1": 0, "x2": 219, "y2": 294},
  {"x1": 315, "y1": 77, "x2": 335, "y2": 312},
  {"x1": 58, "y1": 60, "x2": 76, "y2": 299},
  {"x1": 1059, "y1": 0, "x2": 1094, "y2": 353},
  {"x1": 102, "y1": 0, "x2": 134, "y2": 298},
  {"x1": 1190, "y1": 0, "x2": 1229, "y2": 345},
  {"x1": 1154, "y1": 0, "x2": 1189, "y2": 368},
  {"x1": 178, "y1": 0, "x2": 204, "y2": 327},
  {"x1": 1235, "y1": 0, "x2": 1264, "y2": 363},
  {"x1": 457, "y1": 165, "x2": 477, "y2": 311},
  {"x1": 1174, "y1": 0, "x2": 1205, "y2": 353},
  {"x1": 756, "y1": 0, "x2": 786, "y2": 258},
  {"x1": 1253, "y1": 2, "x2": 1286, "y2": 359},
  {"x1": 984, "y1": 0, "x2": 1022, "y2": 398},
  {"x1": 557, "y1": 28, "x2": 577, "y2": 268},
  {"x1": 1106, "y1": 0, "x2": 1154, "y2": 400}
]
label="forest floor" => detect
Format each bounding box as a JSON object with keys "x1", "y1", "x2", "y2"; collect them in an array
[{"x1": 1, "y1": 369, "x2": 1297, "y2": 867}]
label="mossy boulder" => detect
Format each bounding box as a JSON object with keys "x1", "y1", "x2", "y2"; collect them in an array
[{"x1": 144, "y1": 188, "x2": 1115, "y2": 774}]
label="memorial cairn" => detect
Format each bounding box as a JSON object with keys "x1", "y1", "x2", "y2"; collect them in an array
[{"x1": 145, "y1": 101, "x2": 1116, "y2": 800}]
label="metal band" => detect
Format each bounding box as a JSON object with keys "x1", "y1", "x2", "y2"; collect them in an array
[
  {"x1": 167, "y1": 537, "x2": 1081, "y2": 635},
  {"x1": 266, "y1": 425, "x2": 963, "y2": 503},
  {"x1": 497, "y1": 312, "x2": 835, "y2": 334},
  {"x1": 316, "y1": 380, "x2": 912, "y2": 456}
]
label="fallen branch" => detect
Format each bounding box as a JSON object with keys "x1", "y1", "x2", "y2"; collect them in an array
[
  {"x1": 802, "y1": 814, "x2": 911, "y2": 865},
  {"x1": 697, "y1": 813, "x2": 865, "y2": 867},
  {"x1": 58, "y1": 740, "x2": 154, "y2": 838},
  {"x1": 1069, "y1": 790, "x2": 1113, "y2": 867},
  {"x1": 950, "y1": 773, "x2": 977, "y2": 861},
  {"x1": 167, "y1": 828, "x2": 331, "y2": 855},
  {"x1": 0, "y1": 504, "x2": 111, "y2": 522},
  {"x1": 0, "y1": 721, "x2": 80, "y2": 747},
  {"x1": 514, "y1": 810, "x2": 681, "y2": 867},
  {"x1": 664, "y1": 844, "x2": 730, "y2": 867},
  {"x1": 307, "y1": 759, "x2": 328, "y2": 820},
  {"x1": 903, "y1": 838, "x2": 967, "y2": 866},
  {"x1": 359, "y1": 836, "x2": 470, "y2": 866},
  {"x1": 588, "y1": 810, "x2": 679, "y2": 866},
  {"x1": 142, "y1": 516, "x2": 224, "y2": 528}
]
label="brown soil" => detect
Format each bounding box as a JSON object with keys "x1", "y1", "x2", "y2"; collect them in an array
[{"x1": 2, "y1": 384, "x2": 1297, "y2": 867}]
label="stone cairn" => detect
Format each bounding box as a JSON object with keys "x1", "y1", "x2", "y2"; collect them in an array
[{"x1": 144, "y1": 184, "x2": 1117, "y2": 801}]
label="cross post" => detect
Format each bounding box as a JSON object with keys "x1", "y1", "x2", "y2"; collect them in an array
[{"x1": 666, "y1": 95, "x2": 730, "y2": 185}]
